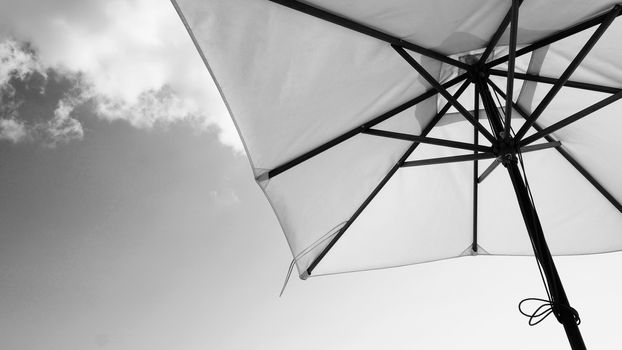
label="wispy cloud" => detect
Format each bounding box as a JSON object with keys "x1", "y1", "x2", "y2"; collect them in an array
[
  {"x1": 0, "y1": 0, "x2": 241, "y2": 150},
  {"x1": 0, "y1": 118, "x2": 27, "y2": 143},
  {"x1": 0, "y1": 39, "x2": 83, "y2": 146},
  {"x1": 42, "y1": 98, "x2": 85, "y2": 146},
  {"x1": 95, "y1": 85, "x2": 210, "y2": 130},
  {"x1": 0, "y1": 39, "x2": 40, "y2": 143},
  {"x1": 0, "y1": 39, "x2": 42, "y2": 86}
]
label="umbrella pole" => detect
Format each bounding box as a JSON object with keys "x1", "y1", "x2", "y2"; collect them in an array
[
  {"x1": 505, "y1": 160, "x2": 586, "y2": 350},
  {"x1": 476, "y1": 80, "x2": 585, "y2": 349}
]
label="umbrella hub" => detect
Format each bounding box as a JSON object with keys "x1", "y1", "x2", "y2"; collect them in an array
[
  {"x1": 492, "y1": 138, "x2": 518, "y2": 161},
  {"x1": 463, "y1": 59, "x2": 490, "y2": 81}
]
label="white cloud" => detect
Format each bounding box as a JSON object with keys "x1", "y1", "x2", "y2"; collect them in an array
[
  {"x1": 0, "y1": 0, "x2": 242, "y2": 151},
  {"x1": 0, "y1": 40, "x2": 82, "y2": 146},
  {"x1": 0, "y1": 39, "x2": 43, "y2": 86},
  {"x1": 95, "y1": 85, "x2": 204, "y2": 130},
  {"x1": 42, "y1": 98, "x2": 84, "y2": 147},
  {"x1": 0, "y1": 118, "x2": 27, "y2": 143}
]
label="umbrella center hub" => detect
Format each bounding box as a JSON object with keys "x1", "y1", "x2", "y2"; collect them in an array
[{"x1": 492, "y1": 138, "x2": 518, "y2": 161}]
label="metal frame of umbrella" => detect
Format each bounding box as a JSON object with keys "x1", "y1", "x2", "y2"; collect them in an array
[{"x1": 257, "y1": 1, "x2": 622, "y2": 349}]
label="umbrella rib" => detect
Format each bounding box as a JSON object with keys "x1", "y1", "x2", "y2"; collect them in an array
[
  {"x1": 479, "y1": 0, "x2": 523, "y2": 65},
  {"x1": 402, "y1": 141, "x2": 562, "y2": 168},
  {"x1": 514, "y1": 6, "x2": 621, "y2": 141},
  {"x1": 264, "y1": 74, "x2": 468, "y2": 180},
  {"x1": 547, "y1": 139, "x2": 622, "y2": 213},
  {"x1": 305, "y1": 79, "x2": 472, "y2": 276},
  {"x1": 520, "y1": 90, "x2": 622, "y2": 146},
  {"x1": 472, "y1": 84, "x2": 479, "y2": 252},
  {"x1": 392, "y1": 45, "x2": 497, "y2": 144},
  {"x1": 401, "y1": 142, "x2": 559, "y2": 168},
  {"x1": 486, "y1": 4, "x2": 622, "y2": 68},
  {"x1": 488, "y1": 70, "x2": 622, "y2": 94},
  {"x1": 363, "y1": 129, "x2": 492, "y2": 153},
  {"x1": 401, "y1": 152, "x2": 495, "y2": 167},
  {"x1": 487, "y1": 79, "x2": 622, "y2": 213},
  {"x1": 266, "y1": 0, "x2": 468, "y2": 69},
  {"x1": 477, "y1": 143, "x2": 562, "y2": 183},
  {"x1": 504, "y1": 0, "x2": 520, "y2": 140},
  {"x1": 475, "y1": 77, "x2": 506, "y2": 139},
  {"x1": 478, "y1": 159, "x2": 501, "y2": 183},
  {"x1": 520, "y1": 141, "x2": 562, "y2": 152}
]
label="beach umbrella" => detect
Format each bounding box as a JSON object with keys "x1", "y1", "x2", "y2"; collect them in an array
[{"x1": 172, "y1": 1, "x2": 622, "y2": 348}]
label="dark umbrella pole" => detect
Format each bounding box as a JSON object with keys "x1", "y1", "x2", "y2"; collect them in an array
[
  {"x1": 478, "y1": 81, "x2": 586, "y2": 349},
  {"x1": 506, "y1": 159, "x2": 586, "y2": 350}
]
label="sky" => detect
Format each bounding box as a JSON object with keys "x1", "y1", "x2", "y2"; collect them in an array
[{"x1": 1, "y1": 1, "x2": 622, "y2": 349}]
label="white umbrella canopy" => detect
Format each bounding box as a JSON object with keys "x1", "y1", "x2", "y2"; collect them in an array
[{"x1": 172, "y1": 0, "x2": 622, "y2": 348}]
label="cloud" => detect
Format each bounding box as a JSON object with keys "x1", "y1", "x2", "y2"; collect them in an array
[
  {"x1": 0, "y1": 39, "x2": 37, "y2": 143},
  {"x1": 0, "y1": 0, "x2": 242, "y2": 150},
  {"x1": 0, "y1": 39, "x2": 42, "y2": 86},
  {"x1": 42, "y1": 98, "x2": 84, "y2": 146},
  {"x1": 0, "y1": 39, "x2": 82, "y2": 146},
  {"x1": 95, "y1": 85, "x2": 206, "y2": 130},
  {"x1": 0, "y1": 118, "x2": 27, "y2": 143}
]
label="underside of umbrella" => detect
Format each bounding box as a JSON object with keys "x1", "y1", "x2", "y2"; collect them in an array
[{"x1": 173, "y1": 1, "x2": 622, "y2": 348}]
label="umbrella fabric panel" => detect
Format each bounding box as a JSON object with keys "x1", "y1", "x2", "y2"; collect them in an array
[
  {"x1": 173, "y1": 0, "x2": 442, "y2": 173},
  {"x1": 477, "y1": 160, "x2": 529, "y2": 255},
  {"x1": 519, "y1": 86, "x2": 622, "y2": 210},
  {"x1": 312, "y1": 118, "x2": 475, "y2": 275},
  {"x1": 478, "y1": 141, "x2": 622, "y2": 256},
  {"x1": 494, "y1": 0, "x2": 618, "y2": 47},
  {"x1": 300, "y1": 1, "x2": 618, "y2": 56},
  {"x1": 516, "y1": 60, "x2": 622, "y2": 209},
  {"x1": 260, "y1": 105, "x2": 437, "y2": 276},
  {"x1": 527, "y1": 21, "x2": 622, "y2": 89},
  {"x1": 304, "y1": 0, "x2": 509, "y2": 55},
  {"x1": 524, "y1": 146, "x2": 622, "y2": 255}
]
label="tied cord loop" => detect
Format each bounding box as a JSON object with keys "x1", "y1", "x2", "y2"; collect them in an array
[{"x1": 519, "y1": 297, "x2": 581, "y2": 326}]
